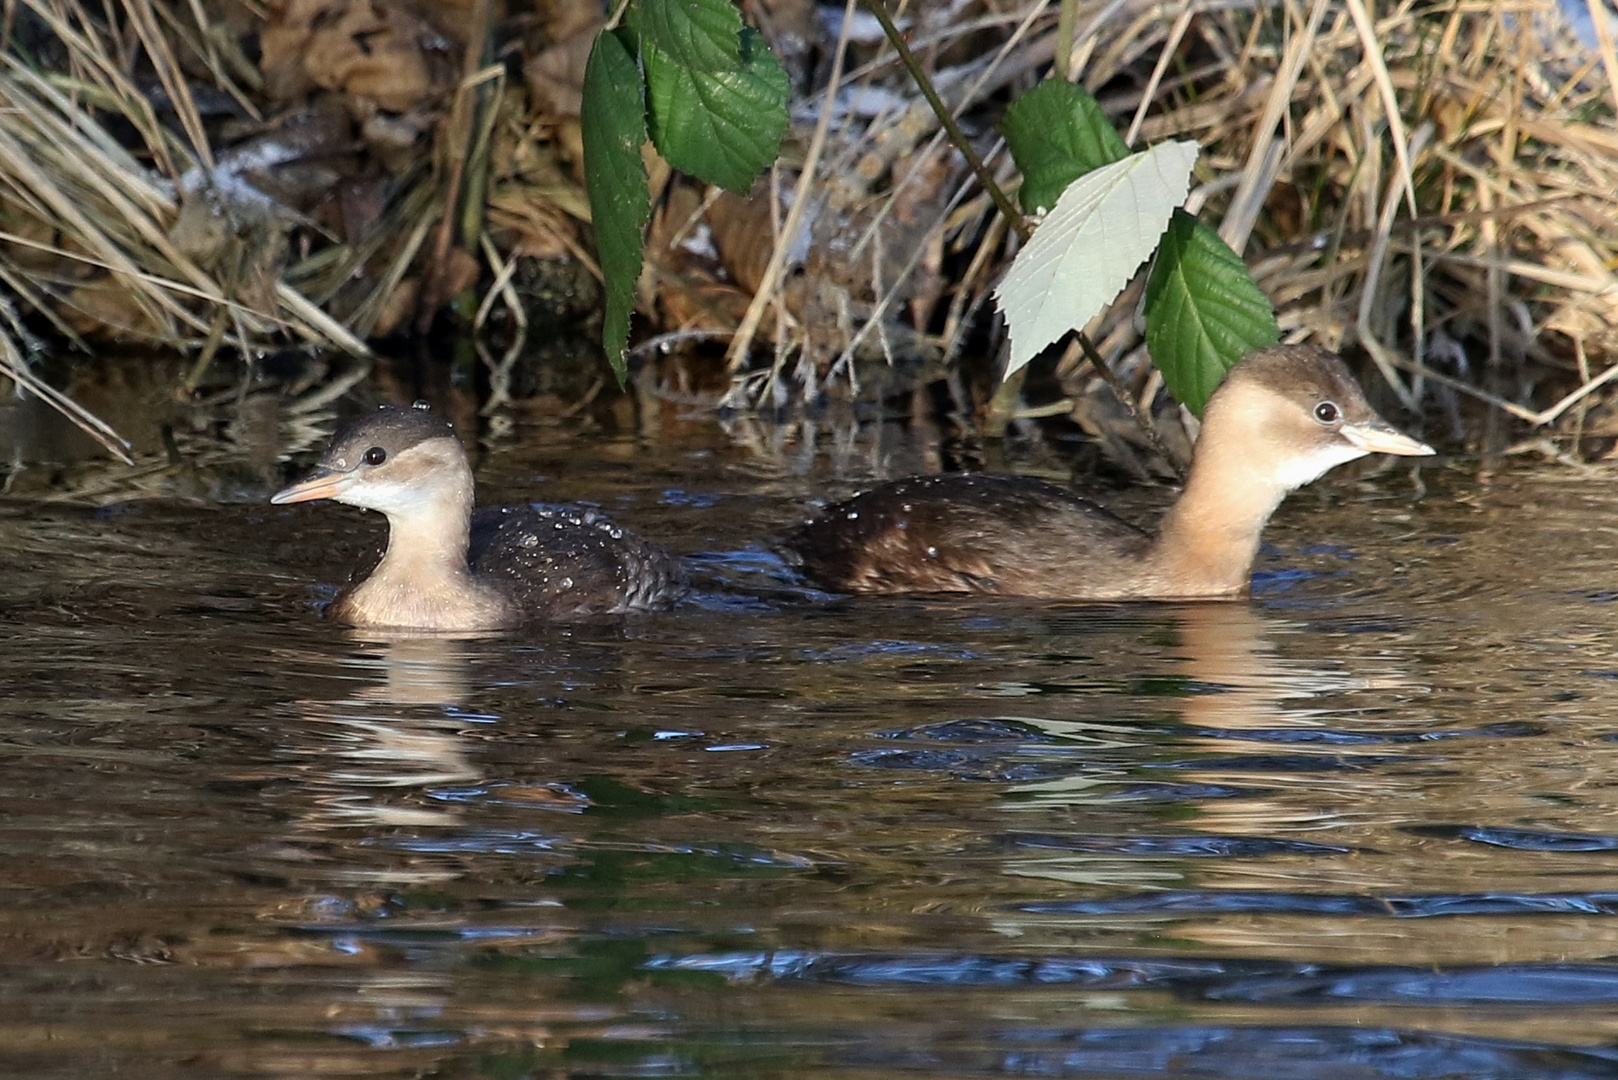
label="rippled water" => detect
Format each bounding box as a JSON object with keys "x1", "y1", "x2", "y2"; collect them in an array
[{"x1": 6, "y1": 404, "x2": 1618, "y2": 1078}]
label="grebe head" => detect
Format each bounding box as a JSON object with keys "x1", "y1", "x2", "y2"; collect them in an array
[
  {"x1": 271, "y1": 401, "x2": 472, "y2": 516},
  {"x1": 1199, "y1": 345, "x2": 1434, "y2": 491}
]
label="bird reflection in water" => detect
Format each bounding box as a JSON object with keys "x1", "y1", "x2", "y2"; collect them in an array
[
  {"x1": 281, "y1": 631, "x2": 485, "y2": 839},
  {"x1": 996, "y1": 603, "x2": 1413, "y2": 896}
]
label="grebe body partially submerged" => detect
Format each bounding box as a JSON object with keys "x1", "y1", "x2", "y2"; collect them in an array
[
  {"x1": 785, "y1": 346, "x2": 1433, "y2": 601},
  {"x1": 272, "y1": 403, "x2": 685, "y2": 630}
]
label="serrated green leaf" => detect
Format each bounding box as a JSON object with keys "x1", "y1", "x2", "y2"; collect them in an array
[
  {"x1": 1144, "y1": 209, "x2": 1280, "y2": 416},
  {"x1": 1001, "y1": 80, "x2": 1131, "y2": 214},
  {"x1": 581, "y1": 28, "x2": 651, "y2": 384},
  {"x1": 627, "y1": 0, "x2": 788, "y2": 193},
  {"x1": 994, "y1": 140, "x2": 1199, "y2": 379}
]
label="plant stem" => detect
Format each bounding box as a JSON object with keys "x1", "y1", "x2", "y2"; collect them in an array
[
  {"x1": 1054, "y1": 0, "x2": 1077, "y2": 81},
  {"x1": 858, "y1": 0, "x2": 1029, "y2": 243},
  {"x1": 860, "y1": 0, "x2": 1178, "y2": 472},
  {"x1": 1077, "y1": 335, "x2": 1184, "y2": 478}
]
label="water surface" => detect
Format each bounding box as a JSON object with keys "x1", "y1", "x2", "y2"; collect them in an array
[{"x1": 3, "y1": 410, "x2": 1618, "y2": 1079}]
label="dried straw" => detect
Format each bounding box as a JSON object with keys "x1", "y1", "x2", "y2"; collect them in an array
[{"x1": 717, "y1": 0, "x2": 1618, "y2": 441}]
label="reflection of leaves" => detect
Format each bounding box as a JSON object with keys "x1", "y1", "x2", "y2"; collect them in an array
[
  {"x1": 554, "y1": 846, "x2": 800, "y2": 916},
  {"x1": 475, "y1": 937, "x2": 728, "y2": 1002},
  {"x1": 994, "y1": 141, "x2": 1199, "y2": 378},
  {"x1": 1001, "y1": 80, "x2": 1130, "y2": 213},
  {"x1": 625, "y1": 0, "x2": 789, "y2": 193},
  {"x1": 478, "y1": 937, "x2": 650, "y2": 1001},
  {"x1": 1144, "y1": 209, "x2": 1280, "y2": 416},
  {"x1": 1129, "y1": 675, "x2": 1194, "y2": 697},
  {"x1": 574, "y1": 775, "x2": 721, "y2": 818},
  {"x1": 467, "y1": 1020, "x2": 811, "y2": 1077},
  {"x1": 580, "y1": 28, "x2": 649, "y2": 383}
]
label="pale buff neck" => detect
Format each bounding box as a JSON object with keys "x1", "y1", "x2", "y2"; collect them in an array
[
  {"x1": 1145, "y1": 408, "x2": 1291, "y2": 598},
  {"x1": 374, "y1": 490, "x2": 478, "y2": 588},
  {"x1": 336, "y1": 454, "x2": 515, "y2": 630}
]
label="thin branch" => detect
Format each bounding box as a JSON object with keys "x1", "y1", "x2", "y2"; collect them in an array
[{"x1": 859, "y1": 0, "x2": 1030, "y2": 244}]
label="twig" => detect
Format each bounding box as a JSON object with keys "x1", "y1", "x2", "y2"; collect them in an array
[
  {"x1": 1077, "y1": 335, "x2": 1185, "y2": 478},
  {"x1": 858, "y1": 0, "x2": 1030, "y2": 244}
]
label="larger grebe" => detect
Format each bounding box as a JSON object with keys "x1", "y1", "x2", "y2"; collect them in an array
[
  {"x1": 785, "y1": 345, "x2": 1432, "y2": 600},
  {"x1": 272, "y1": 403, "x2": 686, "y2": 630}
]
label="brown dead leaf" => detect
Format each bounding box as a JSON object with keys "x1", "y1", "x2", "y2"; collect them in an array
[
  {"x1": 333, "y1": 174, "x2": 389, "y2": 244},
  {"x1": 61, "y1": 277, "x2": 164, "y2": 341},
  {"x1": 524, "y1": 22, "x2": 602, "y2": 121},
  {"x1": 372, "y1": 275, "x2": 420, "y2": 337},
  {"x1": 415, "y1": 245, "x2": 481, "y2": 319},
  {"x1": 0, "y1": 197, "x2": 71, "y2": 273},
  {"x1": 261, "y1": 0, "x2": 459, "y2": 111},
  {"x1": 488, "y1": 198, "x2": 578, "y2": 260},
  {"x1": 646, "y1": 183, "x2": 750, "y2": 335},
  {"x1": 535, "y1": 0, "x2": 601, "y2": 41},
  {"x1": 659, "y1": 272, "x2": 753, "y2": 335},
  {"x1": 706, "y1": 189, "x2": 774, "y2": 297},
  {"x1": 751, "y1": 0, "x2": 818, "y2": 82}
]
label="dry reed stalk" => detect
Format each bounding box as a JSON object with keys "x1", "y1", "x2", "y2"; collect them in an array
[
  {"x1": 119, "y1": 0, "x2": 212, "y2": 170},
  {"x1": 0, "y1": 0, "x2": 388, "y2": 459}
]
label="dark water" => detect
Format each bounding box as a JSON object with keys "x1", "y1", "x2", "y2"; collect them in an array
[{"x1": 6, "y1": 401, "x2": 1618, "y2": 1078}]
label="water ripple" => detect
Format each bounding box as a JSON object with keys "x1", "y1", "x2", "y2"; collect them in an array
[
  {"x1": 1408, "y1": 826, "x2": 1618, "y2": 852},
  {"x1": 1000, "y1": 833, "x2": 1354, "y2": 857},
  {"x1": 1021, "y1": 890, "x2": 1618, "y2": 917},
  {"x1": 645, "y1": 950, "x2": 1618, "y2": 1005}
]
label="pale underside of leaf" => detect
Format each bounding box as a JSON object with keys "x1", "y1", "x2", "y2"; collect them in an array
[{"x1": 994, "y1": 140, "x2": 1200, "y2": 379}]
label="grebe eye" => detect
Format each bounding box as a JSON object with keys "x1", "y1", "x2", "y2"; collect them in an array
[
  {"x1": 363, "y1": 446, "x2": 387, "y2": 466},
  {"x1": 1313, "y1": 401, "x2": 1341, "y2": 425}
]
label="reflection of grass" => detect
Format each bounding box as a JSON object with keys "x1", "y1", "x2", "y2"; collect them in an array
[
  {"x1": 551, "y1": 844, "x2": 800, "y2": 904},
  {"x1": 469, "y1": 1033, "x2": 813, "y2": 1080}
]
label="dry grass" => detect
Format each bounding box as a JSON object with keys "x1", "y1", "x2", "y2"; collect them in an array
[
  {"x1": 0, "y1": 0, "x2": 1614, "y2": 460},
  {"x1": 685, "y1": 0, "x2": 1618, "y2": 450},
  {"x1": 1147, "y1": 0, "x2": 1618, "y2": 419}
]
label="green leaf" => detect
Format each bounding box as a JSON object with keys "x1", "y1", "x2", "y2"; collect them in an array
[
  {"x1": 1000, "y1": 80, "x2": 1131, "y2": 214},
  {"x1": 627, "y1": 0, "x2": 789, "y2": 193},
  {"x1": 581, "y1": 28, "x2": 651, "y2": 384},
  {"x1": 1143, "y1": 209, "x2": 1280, "y2": 416}
]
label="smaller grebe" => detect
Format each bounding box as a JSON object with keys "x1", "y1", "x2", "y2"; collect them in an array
[
  {"x1": 785, "y1": 345, "x2": 1432, "y2": 600},
  {"x1": 272, "y1": 403, "x2": 686, "y2": 630}
]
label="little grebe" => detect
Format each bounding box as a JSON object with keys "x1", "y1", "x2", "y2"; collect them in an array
[
  {"x1": 272, "y1": 403, "x2": 686, "y2": 630},
  {"x1": 785, "y1": 345, "x2": 1433, "y2": 600}
]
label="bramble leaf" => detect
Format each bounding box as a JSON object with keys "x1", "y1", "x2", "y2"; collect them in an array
[
  {"x1": 1000, "y1": 80, "x2": 1131, "y2": 214},
  {"x1": 581, "y1": 28, "x2": 651, "y2": 383},
  {"x1": 627, "y1": 0, "x2": 789, "y2": 193},
  {"x1": 994, "y1": 140, "x2": 1199, "y2": 378},
  {"x1": 1144, "y1": 209, "x2": 1280, "y2": 416}
]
